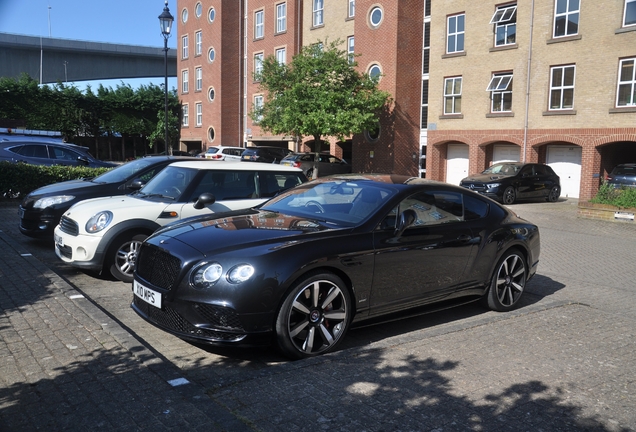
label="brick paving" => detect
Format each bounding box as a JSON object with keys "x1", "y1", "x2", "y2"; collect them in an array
[{"x1": 0, "y1": 197, "x2": 635, "y2": 431}]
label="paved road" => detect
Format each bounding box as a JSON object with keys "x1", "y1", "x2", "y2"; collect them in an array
[{"x1": 0, "y1": 197, "x2": 635, "y2": 431}]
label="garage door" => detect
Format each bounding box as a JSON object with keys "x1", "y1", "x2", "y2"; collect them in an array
[
  {"x1": 493, "y1": 145, "x2": 520, "y2": 164},
  {"x1": 446, "y1": 144, "x2": 469, "y2": 185},
  {"x1": 547, "y1": 146, "x2": 582, "y2": 198}
]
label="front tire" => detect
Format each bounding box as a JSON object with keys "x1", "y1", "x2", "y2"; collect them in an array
[
  {"x1": 109, "y1": 234, "x2": 148, "y2": 283},
  {"x1": 275, "y1": 272, "x2": 352, "y2": 359},
  {"x1": 486, "y1": 250, "x2": 527, "y2": 312},
  {"x1": 502, "y1": 186, "x2": 516, "y2": 205}
]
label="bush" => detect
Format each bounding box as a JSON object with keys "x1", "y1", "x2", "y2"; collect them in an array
[
  {"x1": 590, "y1": 181, "x2": 636, "y2": 209},
  {"x1": 0, "y1": 161, "x2": 111, "y2": 199}
]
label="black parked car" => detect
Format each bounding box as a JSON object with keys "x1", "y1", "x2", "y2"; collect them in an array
[
  {"x1": 606, "y1": 164, "x2": 636, "y2": 188},
  {"x1": 460, "y1": 162, "x2": 560, "y2": 204},
  {"x1": 0, "y1": 135, "x2": 116, "y2": 168},
  {"x1": 19, "y1": 156, "x2": 195, "y2": 238},
  {"x1": 132, "y1": 174, "x2": 540, "y2": 359},
  {"x1": 241, "y1": 146, "x2": 292, "y2": 163}
]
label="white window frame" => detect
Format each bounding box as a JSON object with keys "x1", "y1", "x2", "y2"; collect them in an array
[
  {"x1": 348, "y1": 0, "x2": 355, "y2": 18},
  {"x1": 195, "y1": 31, "x2": 202, "y2": 56},
  {"x1": 491, "y1": 5, "x2": 517, "y2": 46},
  {"x1": 181, "y1": 69, "x2": 189, "y2": 94},
  {"x1": 182, "y1": 35, "x2": 189, "y2": 59},
  {"x1": 487, "y1": 73, "x2": 513, "y2": 112},
  {"x1": 276, "y1": 3, "x2": 287, "y2": 33},
  {"x1": 624, "y1": 0, "x2": 636, "y2": 27},
  {"x1": 276, "y1": 48, "x2": 286, "y2": 65},
  {"x1": 553, "y1": 0, "x2": 579, "y2": 38},
  {"x1": 182, "y1": 104, "x2": 189, "y2": 126},
  {"x1": 549, "y1": 65, "x2": 576, "y2": 110},
  {"x1": 444, "y1": 77, "x2": 462, "y2": 114},
  {"x1": 196, "y1": 103, "x2": 203, "y2": 127},
  {"x1": 347, "y1": 36, "x2": 355, "y2": 63},
  {"x1": 255, "y1": 10, "x2": 264, "y2": 39},
  {"x1": 254, "y1": 53, "x2": 264, "y2": 77},
  {"x1": 254, "y1": 95, "x2": 264, "y2": 122},
  {"x1": 446, "y1": 14, "x2": 465, "y2": 54},
  {"x1": 195, "y1": 67, "x2": 202, "y2": 92},
  {"x1": 617, "y1": 58, "x2": 636, "y2": 107},
  {"x1": 313, "y1": 0, "x2": 324, "y2": 27}
]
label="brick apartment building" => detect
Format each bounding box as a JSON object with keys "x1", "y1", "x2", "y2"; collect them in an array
[{"x1": 177, "y1": 0, "x2": 636, "y2": 200}]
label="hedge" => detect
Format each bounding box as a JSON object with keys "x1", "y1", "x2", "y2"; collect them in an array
[{"x1": 0, "y1": 161, "x2": 111, "y2": 200}]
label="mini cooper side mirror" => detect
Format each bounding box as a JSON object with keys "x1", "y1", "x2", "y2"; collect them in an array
[
  {"x1": 395, "y1": 209, "x2": 417, "y2": 237},
  {"x1": 193, "y1": 192, "x2": 216, "y2": 209}
]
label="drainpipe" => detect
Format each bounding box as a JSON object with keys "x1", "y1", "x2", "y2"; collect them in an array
[
  {"x1": 243, "y1": 0, "x2": 248, "y2": 147},
  {"x1": 523, "y1": 0, "x2": 536, "y2": 163}
]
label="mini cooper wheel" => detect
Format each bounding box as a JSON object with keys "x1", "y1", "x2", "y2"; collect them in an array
[
  {"x1": 502, "y1": 186, "x2": 516, "y2": 205},
  {"x1": 109, "y1": 234, "x2": 147, "y2": 283},
  {"x1": 275, "y1": 272, "x2": 351, "y2": 359},
  {"x1": 547, "y1": 185, "x2": 560, "y2": 202},
  {"x1": 486, "y1": 250, "x2": 527, "y2": 312}
]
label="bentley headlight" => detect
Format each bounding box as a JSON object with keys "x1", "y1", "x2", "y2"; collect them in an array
[
  {"x1": 228, "y1": 264, "x2": 255, "y2": 284},
  {"x1": 192, "y1": 262, "x2": 223, "y2": 289},
  {"x1": 85, "y1": 211, "x2": 113, "y2": 233},
  {"x1": 34, "y1": 195, "x2": 75, "y2": 209}
]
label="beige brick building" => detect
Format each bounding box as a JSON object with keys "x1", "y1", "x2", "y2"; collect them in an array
[{"x1": 177, "y1": 0, "x2": 636, "y2": 200}]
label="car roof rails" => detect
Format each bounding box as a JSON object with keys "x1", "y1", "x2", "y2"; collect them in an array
[{"x1": 0, "y1": 127, "x2": 63, "y2": 138}]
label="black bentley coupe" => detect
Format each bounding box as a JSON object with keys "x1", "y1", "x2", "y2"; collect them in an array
[{"x1": 131, "y1": 174, "x2": 540, "y2": 359}]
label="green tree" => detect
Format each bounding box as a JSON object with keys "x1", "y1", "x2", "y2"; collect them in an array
[{"x1": 251, "y1": 39, "x2": 391, "y2": 178}]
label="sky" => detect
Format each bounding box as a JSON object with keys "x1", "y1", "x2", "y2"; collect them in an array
[{"x1": 0, "y1": 0, "x2": 177, "y2": 90}]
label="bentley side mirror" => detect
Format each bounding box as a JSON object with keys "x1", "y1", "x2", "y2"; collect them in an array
[{"x1": 394, "y1": 209, "x2": 417, "y2": 237}]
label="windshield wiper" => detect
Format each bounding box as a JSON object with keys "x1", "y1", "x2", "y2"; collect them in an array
[{"x1": 137, "y1": 192, "x2": 175, "y2": 200}]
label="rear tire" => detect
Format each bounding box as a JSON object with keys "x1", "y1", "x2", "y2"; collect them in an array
[
  {"x1": 502, "y1": 186, "x2": 516, "y2": 205},
  {"x1": 108, "y1": 234, "x2": 147, "y2": 283},
  {"x1": 485, "y1": 249, "x2": 527, "y2": 312},
  {"x1": 547, "y1": 185, "x2": 560, "y2": 202}
]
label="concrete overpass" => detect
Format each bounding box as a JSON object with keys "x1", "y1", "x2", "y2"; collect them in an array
[{"x1": 0, "y1": 32, "x2": 176, "y2": 84}]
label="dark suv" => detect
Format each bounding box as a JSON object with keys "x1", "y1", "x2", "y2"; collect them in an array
[
  {"x1": 606, "y1": 164, "x2": 636, "y2": 188},
  {"x1": 1, "y1": 132, "x2": 116, "y2": 168},
  {"x1": 241, "y1": 146, "x2": 292, "y2": 163}
]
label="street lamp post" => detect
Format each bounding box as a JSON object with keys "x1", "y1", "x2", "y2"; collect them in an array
[{"x1": 159, "y1": 0, "x2": 174, "y2": 155}]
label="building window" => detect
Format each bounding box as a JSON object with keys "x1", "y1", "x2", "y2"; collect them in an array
[
  {"x1": 196, "y1": 103, "x2": 202, "y2": 126},
  {"x1": 369, "y1": 64, "x2": 381, "y2": 80},
  {"x1": 549, "y1": 65, "x2": 575, "y2": 109},
  {"x1": 182, "y1": 70, "x2": 189, "y2": 94},
  {"x1": 487, "y1": 73, "x2": 513, "y2": 112},
  {"x1": 208, "y1": 7, "x2": 216, "y2": 23},
  {"x1": 182, "y1": 35, "x2": 189, "y2": 59},
  {"x1": 347, "y1": 36, "x2": 355, "y2": 63},
  {"x1": 254, "y1": 53, "x2": 264, "y2": 77},
  {"x1": 208, "y1": 87, "x2": 215, "y2": 102},
  {"x1": 313, "y1": 0, "x2": 324, "y2": 27},
  {"x1": 491, "y1": 4, "x2": 517, "y2": 46},
  {"x1": 625, "y1": 0, "x2": 636, "y2": 26},
  {"x1": 422, "y1": 22, "x2": 430, "y2": 74},
  {"x1": 208, "y1": 48, "x2": 215, "y2": 63},
  {"x1": 195, "y1": 67, "x2": 202, "y2": 92},
  {"x1": 195, "y1": 2, "x2": 202, "y2": 18},
  {"x1": 255, "y1": 10, "x2": 264, "y2": 39},
  {"x1": 195, "y1": 31, "x2": 202, "y2": 56},
  {"x1": 421, "y1": 80, "x2": 429, "y2": 128},
  {"x1": 348, "y1": 0, "x2": 355, "y2": 18},
  {"x1": 276, "y1": 3, "x2": 287, "y2": 33},
  {"x1": 617, "y1": 58, "x2": 636, "y2": 106},
  {"x1": 369, "y1": 6, "x2": 383, "y2": 27},
  {"x1": 208, "y1": 127, "x2": 215, "y2": 142},
  {"x1": 447, "y1": 14, "x2": 465, "y2": 54},
  {"x1": 276, "y1": 48, "x2": 286, "y2": 64},
  {"x1": 554, "y1": 0, "x2": 579, "y2": 38},
  {"x1": 182, "y1": 104, "x2": 189, "y2": 126},
  {"x1": 181, "y1": 8, "x2": 188, "y2": 23},
  {"x1": 254, "y1": 95, "x2": 264, "y2": 122},
  {"x1": 444, "y1": 77, "x2": 462, "y2": 114}
]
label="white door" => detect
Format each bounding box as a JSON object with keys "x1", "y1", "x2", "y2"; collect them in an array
[
  {"x1": 547, "y1": 146, "x2": 582, "y2": 198},
  {"x1": 446, "y1": 144, "x2": 469, "y2": 185},
  {"x1": 493, "y1": 145, "x2": 520, "y2": 164}
]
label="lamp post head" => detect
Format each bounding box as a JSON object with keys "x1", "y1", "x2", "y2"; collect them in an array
[{"x1": 159, "y1": 0, "x2": 174, "y2": 38}]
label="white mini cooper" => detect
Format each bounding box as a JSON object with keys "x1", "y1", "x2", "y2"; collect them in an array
[{"x1": 54, "y1": 160, "x2": 306, "y2": 282}]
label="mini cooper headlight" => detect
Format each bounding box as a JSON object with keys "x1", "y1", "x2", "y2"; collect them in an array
[
  {"x1": 85, "y1": 211, "x2": 113, "y2": 233},
  {"x1": 34, "y1": 195, "x2": 75, "y2": 209},
  {"x1": 191, "y1": 262, "x2": 223, "y2": 289},
  {"x1": 228, "y1": 264, "x2": 255, "y2": 284}
]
